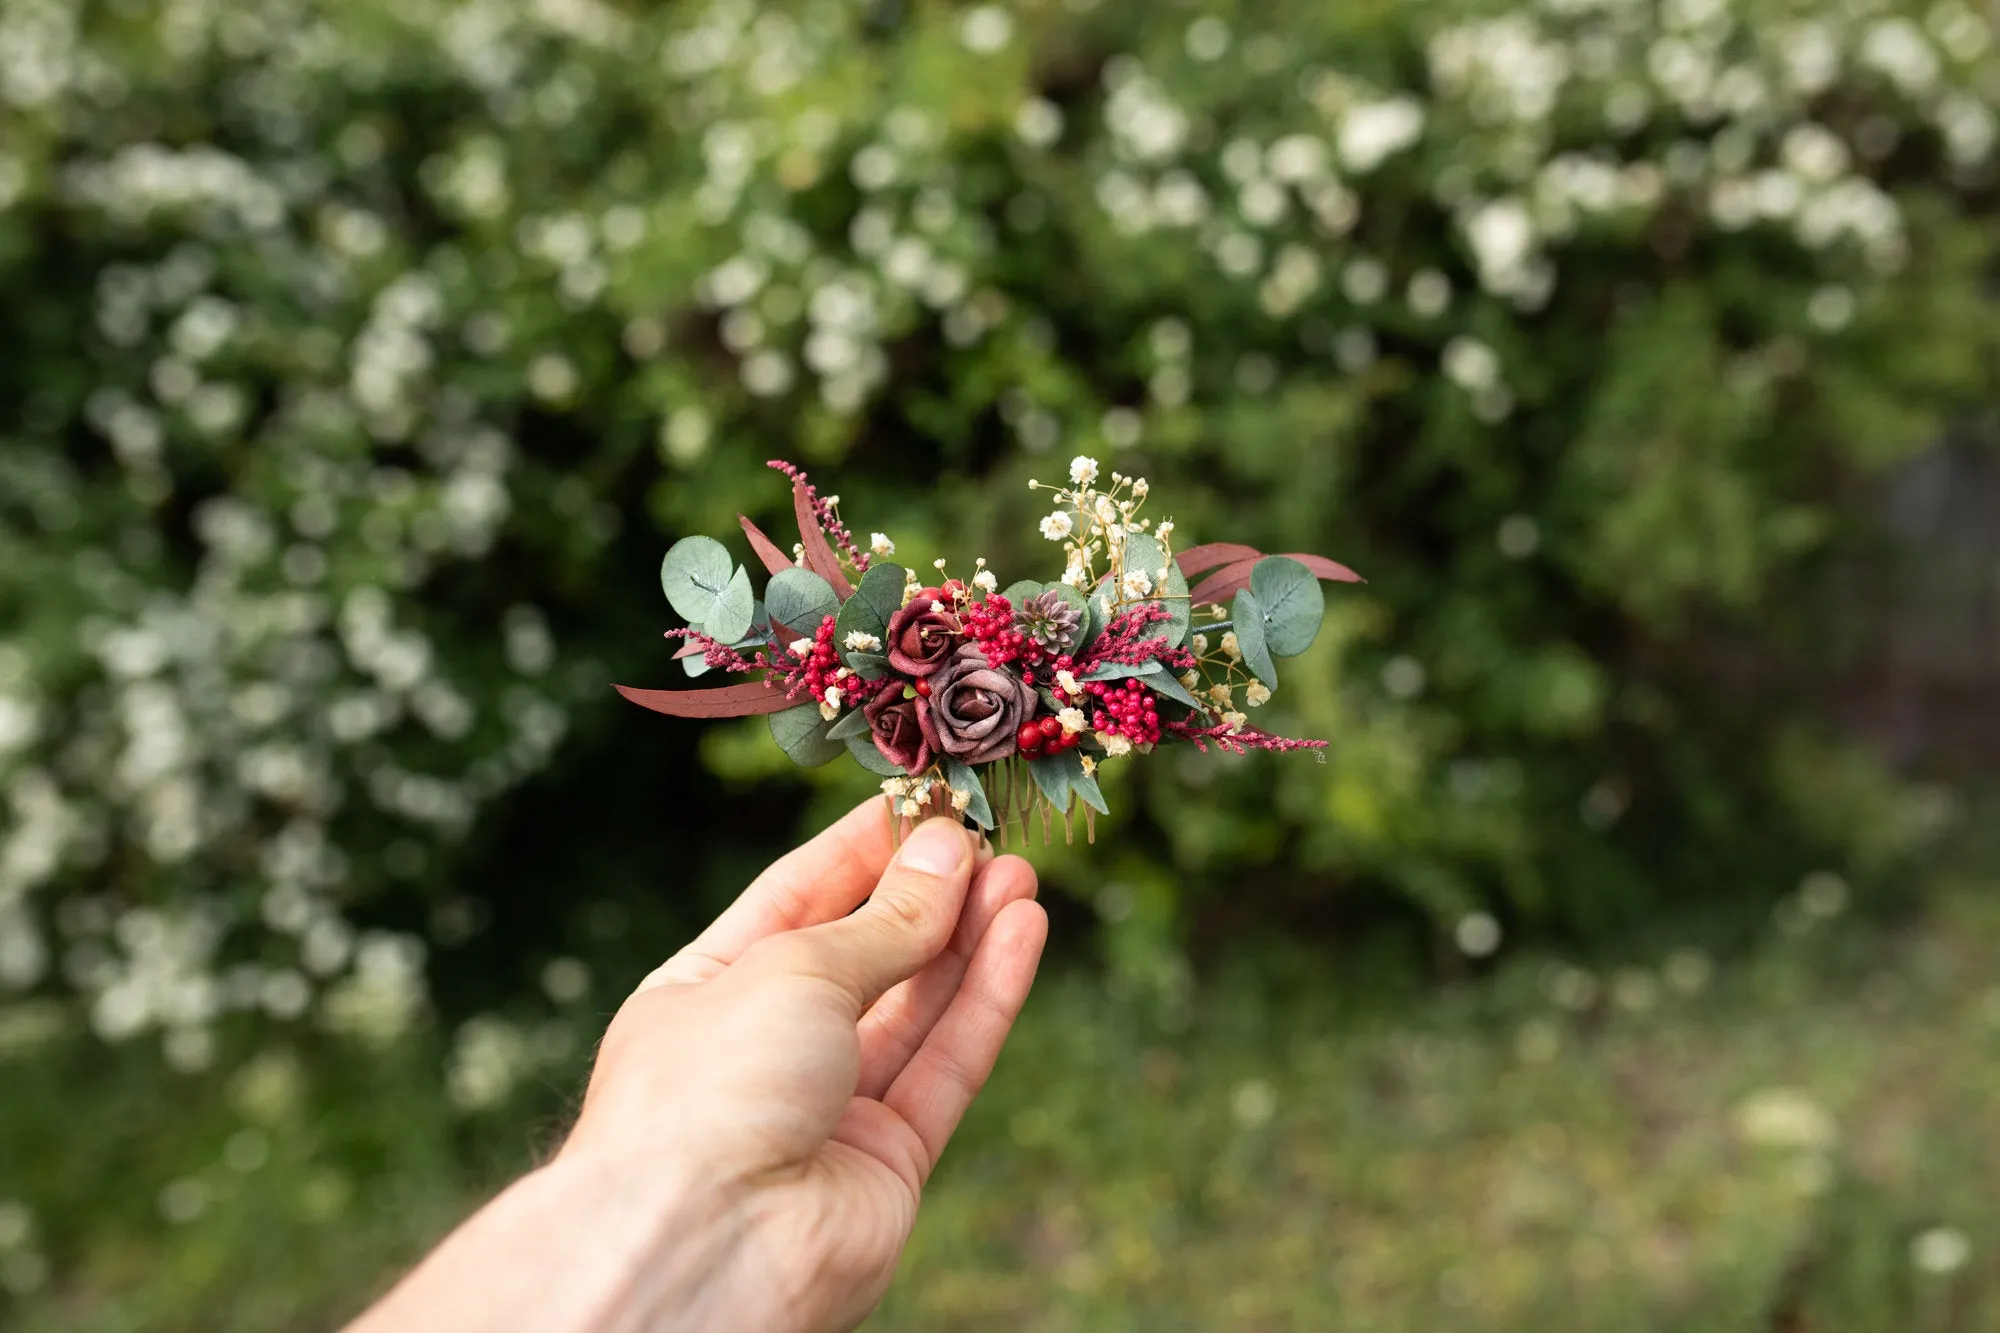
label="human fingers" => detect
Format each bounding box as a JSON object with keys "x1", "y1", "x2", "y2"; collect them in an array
[
  {"x1": 739, "y1": 817, "x2": 976, "y2": 1018},
  {"x1": 854, "y1": 854, "x2": 1037, "y2": 1100},
  {"x1": 882, "y1": 897, "x2": 1047, "y2": 1182},
  {"x1": 634, "y1": 797, "x2": 896, "y2": 991}
]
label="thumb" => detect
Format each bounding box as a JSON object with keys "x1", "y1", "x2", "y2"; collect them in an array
[{"x1": 752, "y1": 816, "x2": 975, "y2": 1016}]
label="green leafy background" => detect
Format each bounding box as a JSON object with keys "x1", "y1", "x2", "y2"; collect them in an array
[{"x1": 0, "y1": 0, "x2": 1996, "y2": 1325}]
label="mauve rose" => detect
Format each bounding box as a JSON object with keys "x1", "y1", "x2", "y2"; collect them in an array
[
  {"x1": 918, "y1": 644, "x2": 1036, "y2": 765},
  {"x1": 866, "y1": 687, "x2": 932, "y2": 775},
  {"x1": 885, "y1": 586, "x2": 961, "y2": 677}
]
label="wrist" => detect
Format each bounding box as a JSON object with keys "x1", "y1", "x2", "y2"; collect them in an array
[{"x1": 536, "y1": 1149, "x2": 748, "y2": 1333}]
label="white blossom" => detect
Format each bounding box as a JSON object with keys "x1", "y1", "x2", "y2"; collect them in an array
[
  {"x1": 1120, "y1": 569, "x2": 1154, "y2": 599},
  {"x1": 1039, "y1": 512, "x2": 1074, "y2": 541},
  {"x1": 1057, "y1": 707, "x2": 1087, "y2": 734},
  {"x1": 1069, "y1": 454, "x2": 1100, "y2": 486},
  {"x1": 843, "y1": 631, "x2": 882, "y2": 653},
  {"x1": 972, "y1": 570, "x2": 998, "y2": 594},
  {"x1": 1245, "y1": 681, "x2": 1272, "y2": 707},
  {"x1": 869, "y1": 532, "x2": 896, "y2": 556}
]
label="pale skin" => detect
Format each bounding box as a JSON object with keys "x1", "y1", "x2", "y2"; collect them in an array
[{"x1": 346, "y1": 806, "x2": 1047, "y2": 1333}]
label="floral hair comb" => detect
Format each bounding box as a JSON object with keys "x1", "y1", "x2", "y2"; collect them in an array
[{"x1": 618, "y1": 460, "x2": 1361, "y2": 845}]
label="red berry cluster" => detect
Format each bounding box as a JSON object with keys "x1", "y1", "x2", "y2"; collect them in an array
[
  {"x1": 1089, "y1": 677, "x2": 1162, "y2": 745},
  {"x1": 1016, "y1": 713, "x2": 1081, "y2": 757},
  {"x1": 962, "y1": 595, "x2": 1035, "y2": 669},
  {"x1": 795, "y1": 614, "x2": 886, "y2": 707}
]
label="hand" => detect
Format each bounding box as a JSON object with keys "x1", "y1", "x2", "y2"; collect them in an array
[{"x1": 348, "y1": 803, "x2": 1046, "y2": 1333}]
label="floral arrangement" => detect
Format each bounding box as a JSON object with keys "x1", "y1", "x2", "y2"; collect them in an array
[{"x1": 620, "y1": 460, "x2": 1360, "y2": 844}]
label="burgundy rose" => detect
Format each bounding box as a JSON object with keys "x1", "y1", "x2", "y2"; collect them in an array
[
  {"x1": 865, "y1": 686, "x2": 932, "y2": 775},
  {"x1": 918, "y1": 644, "x2": 1037, "y2": 765},
  {"x1": 885, "y1": 586, "x2": 961, "y2": 677}
]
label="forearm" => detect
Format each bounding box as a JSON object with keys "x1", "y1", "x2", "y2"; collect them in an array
[{"x1": 347, "y1": 1152, "x2": 743, "y2": 1333}]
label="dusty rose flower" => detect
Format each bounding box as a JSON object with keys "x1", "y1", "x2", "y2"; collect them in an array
[
  {"x1": 918, "y1": 644, "x2": 1036, "y2": 764},
  {"x1": 884, "y1": 586, "x2": 961, "y2": 676},
  {"x1": 865, "y1": 687, "x2": 932, "y2": 775}
]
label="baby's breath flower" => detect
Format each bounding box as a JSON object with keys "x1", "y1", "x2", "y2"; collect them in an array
[
  {"x1": 972, "y1": 569, "x2": 998, "y2": 594},
  {"x1": 1120, "y1": 569, "x2": 1154, "y2": 599},
  {"x1": 870, "y1": 532, "x2": 896, "y2": 557},
  {"x1": 789, "y1": 637, "x2": 814, "y2": 656},
  {"x1": 1209, "y1": 604, "x2": 1230, "y2": 621},
  {"x1": 843, "y1": 631, "x2": 882, "y2": 653},
  {"x1": 1245, "y1": 681, "x2": 1272, "y2": 706},
  {"x1": 1100, "y1": 733, "x2": 1134, "y2": 757},
  {"x1": 1057, "y1": 707, "x2": 1087, "y2": 734},
  {"x1": 820, "y1": 686, "x2": 843, "y2": 717},
  {"x1": 1155, "y1": 519, "x2": 1173, "y2": 538},
  {"x1": 1070, "y1": 455, "x2": 1100, "y2": 486},
  {"x1": 1221, "y1": 710, "x2": 1248, "y2": 732},
  {"x1": 933, "y1": 558, "x2": 949, "y2": 572},
  {"x1": 1093, "y1": 495, "x2": 1120, "y2": 525},
  {"x1": 1060, "y1": 565, "x2": 1089, "y2": 588},
  {"x1": 1209, "y1": 682, "x2": 1234, "y2": 707},
  {"x1": 929, "y1": 599, "x2": 946, "y2": 613},
  {"x1": 899, "y1": 798, "x2": 922, "y2": 817},
  {"x1": 1221, "y1": 631, "x2": 1242, "y2": 660},
  {"x1": 949, "y1": 787, "x2": 972, "y2": 812},
  {"x1": 1080, "y1": 755, "x2": 1098, "y2": 777},
  {"x1": 1132, "y1": 478, "x2": 1150, "y2": 499},
  {"x1": 1039, "y1": 511, "x2": 1074, "y2": 541},
  {"x1": 1192, "y1": 632, "x2": 1210, "y2": 655},
  {"x1": 881, "y1": 778, "x2": 908, "y2": 796},
  {"x1": 1179, "y1": 670, "x2": 1200, "y2": 689},
  {"x1": 1055, "y1": 669, "x2": 1081, "y2": 696}
]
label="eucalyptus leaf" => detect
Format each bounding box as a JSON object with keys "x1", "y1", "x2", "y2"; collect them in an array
[
  {"x1": 766, "y1": 567, "x2": 839, "y2": 636},
  {"x1": 1121, "y1": 533, "x2": 1190, "y2": 644},
  {"x1": 769, "y1": 703, "x2": 844, "y2": 767},
  {"x1": 833, "y1": 588, "x2": 887, "y2": 669},
  {"x1": 1001, "y1": 579, "x2": 1043, "y2": 605},
  {"x1": 1065, "y1": 751, "x2": 1108, "y2": 815},
  {"x1": 1231, "y1": 589, "x2": 1280, "y2": 689},
  {"x1": 854, "y1": 562, "x2": 908, "y2": 627},
  {"x1": 826, "y1": 707, "x2": 872, "y2": 741},
  {"x1": 1250, "y1": 556, "x2": 1324, "y2": 657},
  {"x1": 661, "y1": 536, "x2": 736, "y2": 625},
  {"x1": 845, "y1": 651, "x2": 889, "y2": 680},
  {"x1": 681, "y1": 652, "x2": 710, "y2": 679},
  {"x1": 704, "y1": 565, "x2": 756, "y2": 645},
  {"x1": 847, "y1": 734, "x2": 904, "y2": 776},
  {"x1": 1080, "y1": 661, "x2": 1151, "y2": 683},
  {"x1": 941, "y1": 757, "x2": 996, "y2": 830},
  {"x1": 1145, "y1": 666, "x2": 1204, "y2": 711},
  {"x1": 1027, "y1": 753, "x2": 1072, "y2": 810},
  {"x1": 1076, "y1": 589, "x2": 1106, "y2": 655}
]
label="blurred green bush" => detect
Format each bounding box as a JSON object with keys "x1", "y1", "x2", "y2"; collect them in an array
[{"x1": 0, "y1": 0, "x2": 1994, "y2": 1067}]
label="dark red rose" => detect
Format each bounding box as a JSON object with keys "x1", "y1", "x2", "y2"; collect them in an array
[
  {"x1": 884, "y1": 586, "x2": 962, "y2": 677},
  {"x1": 866, "y1": 686, "x2": 932, "y2": 775},
  {"x1": 918, "y1": 644, "x2": 1037, "y2": 765}
]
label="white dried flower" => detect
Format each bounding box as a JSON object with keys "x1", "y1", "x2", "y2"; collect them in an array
[
  {"x1": 1080, "y1": 755, "x2": 1098, "y2": 777},
  {"x1": 1098, "y1": 733, "x2": 1133, "y2": 757},
  {"x1": 1069, "y1": 454, "x2": 1100, "y2": 486},
  {"x1": 972, "y1": 570, "x2": 998, "y2": 594},
  {"x1": 1221, "y1": 631, "x2": 1242, "y2": 660},
  {"x1": 1208, "y1": 682, "x2": 1234, "y2": 707},
  {"x1": 1039, "y1": 511, "x2": 1074, "y2": 541},
  {"x1": 819, "y1": 687, "x2": 842, "y2": 719},
  {"x1": 949, "y1": 787, "x2": 972, "y2": 812},
  {"x1": 1055, "y1": 669, "x2": 1081, "y2": 696},
  {"x1": 1120, "y1": 569, "x2": 1154, "y2": 599},
  {"x1": 1060, "y1": 565, "x2": 1089, "y2": 588},
  {"x1": 1179, "y1": 670, "x2": 1200, "y2": 689},
  {"x1": 1057, "y1": 707, "x2": 1087, "y2": 735},
  {"x1": 843, "y1": 631, "x2": 882, "y2": 653},
  {"x1": 1221, "y1": 710, "x2": 1248, "y2": 732},
  {"x1": 881, "y1": 778, "x2": 908, "y2": 796},
  {"x1": 789, "y1": 638, "x2": 814, "y2": 657},
  {"x1": 899, "y1": 798, "x2": 922, "y2": 817},
  {"x1": 1245, "y1": 681, "x2": 1272, "y2": 707},
  {"x1": 1131, "y1": 477, "x2": 1150, "y2": 498},
  {"x1": 1192, "y1": 633, "x2": 1210, "y2": 655},
  {"x1": 870, "y1": 532, "x2": 896, "y2": 556},
  {"x1": 1155, "y1": 519, "x2": 1173, "y2": 538}
]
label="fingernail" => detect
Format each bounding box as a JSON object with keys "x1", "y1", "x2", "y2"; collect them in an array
[{"x1": 900, "y1": 819, "x2": 967, "y2": 877}]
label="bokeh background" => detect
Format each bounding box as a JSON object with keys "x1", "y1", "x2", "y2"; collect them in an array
[{"x1": 3, "y1": 0, "x2": 1999, "y2": 1327}]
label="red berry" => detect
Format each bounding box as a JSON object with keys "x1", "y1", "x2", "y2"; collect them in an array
[
  {"x1": 915, "y1": 679, "x2": 932, "y2": 697},
  {"x1": 1016, "y1": 722, "x2": 1044, "y2": 752},
  {"x1": 1038, "y1": 716, "x2": 1063, "y2": 741}
]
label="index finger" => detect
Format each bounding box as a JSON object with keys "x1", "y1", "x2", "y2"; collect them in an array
[{"x1": 636, "y1": 796, "x2": 895, "y2": 990}]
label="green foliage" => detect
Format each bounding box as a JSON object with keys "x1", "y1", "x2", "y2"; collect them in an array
[
  {"x1": 769, "y1": 703, "x2": 844, "y2": 768},
  {"x1": 1249, "y1": 557, "x2": 1323, "y2": 658},
  {"x1": 765, "y1": 568, "x2": 840, "y2": 638}
]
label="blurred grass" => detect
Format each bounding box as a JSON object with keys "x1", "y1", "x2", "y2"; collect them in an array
[{"x1": 6, "y1": 881, "x2": 2000, "y2": 1332}]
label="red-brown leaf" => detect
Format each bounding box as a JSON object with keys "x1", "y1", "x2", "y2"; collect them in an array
[
  {"x1": 613, "y1": 681, "x2": 797, "y2": 718},
  {"x1": 1283, "y1": 552, "x2": 1365, "y2": 584},
  {"x1": 792, "y1": 480, "x2": 854, "y2": 599},
  {"x1": 1175, "y1": 542, "x2": 1262, "y2": 578},
  {"x1": 1187, "y1": 558, "x2": 1260, "y2": 608},
  {"x1": 738, "y1": 514, "x2": 793, "y2": 577}
]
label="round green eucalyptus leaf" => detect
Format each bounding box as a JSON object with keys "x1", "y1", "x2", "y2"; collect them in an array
[
  {"x1": 1122, "y1": 532, "x2": 1190, "y2": 643},
  {"x1": 704, "y1": 565, "x2": 756, "y2": 646},
  {"x1": 854, "y1": 562, "x2": 908, "y2": 627},
  {"x1": 846, "y1": 734, "x2": 905, "y2": 776},
  {"x1": 661, "y1": 536, "x2": 735, "y2": 625},
  {"x1": 1249, "y1": 556, "x2": 1324, "y2": 657},
  {"x1": 769, "y1": 703, "x2": 844, "y2": 768},
  {"x1": 766, "y1": 567, "x2": 840, "y2": 636},
  {"x1": 1001, "y1": 579, "x2": 1043, "y2": 605},
  {"x1": 1231, "y1": 588, "x2": 1279, "y2": 689}
]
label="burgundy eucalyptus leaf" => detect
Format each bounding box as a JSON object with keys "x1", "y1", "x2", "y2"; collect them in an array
[{"x1": 614, "y1": 681, "x2": 796, "y2": 718}]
